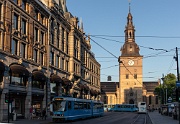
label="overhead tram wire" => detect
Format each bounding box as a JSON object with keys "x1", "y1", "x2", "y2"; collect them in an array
[
  {"x1": 91, "y1": 35, "x2": 178, "y2": 54},
  {"x1": 85, "y1": 34, "x2": 119, "y2": 59},
  {"x1": 166, "y1": 52, "x2": 176, "y2": 75},
  {"x1": 90, "y1": 34, "x2": 180, "y2": 39},
  {"x1": 88, "y1": 34, "x2": 144, "y2": 86}
]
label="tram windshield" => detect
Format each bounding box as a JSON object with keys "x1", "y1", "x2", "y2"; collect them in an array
[{"x1": 53, "y1": 100, "x2": 66, "y2": 111}]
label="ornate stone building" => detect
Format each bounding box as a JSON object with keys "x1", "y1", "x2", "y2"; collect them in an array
[{"x1": 0, "y1": 0, "x2": 100, "y2": 121}]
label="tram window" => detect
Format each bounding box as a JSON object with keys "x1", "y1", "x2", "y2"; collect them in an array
[
  {"x1": 84, "y1": 103, "x2": 87, "y2": 109},
  {"x1": 141, "y1": 103, "x2": 145, "y2": 105},
  {"x1": 87, "y1": 103, "x2": 91, "y2": 109},
  {"x1": 74, "y1": 102, "x2": 79, "y2": 109},
  {"x1": 68, "y1": 101, "x2": 71, "y2": 110},
  {"x1": 79, "y1": 102, "x2": 83, "y2": 109}
]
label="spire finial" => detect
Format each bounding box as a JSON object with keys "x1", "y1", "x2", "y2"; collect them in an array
[{"x1": 128, "y1": 0, "x2": 131, "y2": 13}]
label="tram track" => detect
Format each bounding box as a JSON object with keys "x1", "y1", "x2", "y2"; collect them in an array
[{"x1": 130, "y1": 114, "x2": 147, "y2": 124}]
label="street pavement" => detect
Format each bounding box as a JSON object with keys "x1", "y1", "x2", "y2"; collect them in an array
[
  {"x1": 148, "y1": 110, "x2": 179, "y2": 124},
  {"x1": 0, "y1": 110, "x2": 179, "y2": 124},
  {"x1": 0, "y1": 117, "x2": 51, "y2": 124}
]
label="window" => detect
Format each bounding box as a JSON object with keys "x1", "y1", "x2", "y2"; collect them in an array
[
  {"x1": 68, "y1": 101, "x2": 71, "y2": 110},
  {"x1": 50, "y1": 52, "x2": 54, "y2": 65},
  {"x1": 35, "y1": 10, "x2": 38, "y2": 20},
  {"x1": 11, "y1": 76, "x2": 27, "y2": 86},
  {"x1": 126, "y1": 74, "x2": 129, "y2": 79},
  {"x1": 34, "y1": 28, "x2": 38, "y2": 41},
  {"x1": 21, "y1": 19, "x2": 26, "y2": 34},
  {"x1": 66, "y1": 32, "x2": 69, "y2": 54},
  {"x1": 14, "y1": 14, "x2": 19, "y2": 30},
  {"x1": 134, "y1": 74, "x2": 137, "y2": 79},
  {"x1": 51, "y1": 32, "x2": 54, "y2": 44},
  {"x1": 62, "y1": 28, "x2": 64, "y2": 51},
  {"x1": 65, "y1": 60, "x2": 68, "y2": 71},
  {"x1": 56, "y1": 55, "x2": 59, "y2": 68},
  {"x1": 40, "y1": 31, "x2": 44, "y2": 45},
  {"x1": 74, "y1": 37, "x2": 79, "y2": 58},
  {"x1": 20, "y1": 43, "x2": 26, "y2": 58},
  {"x1": 40, "y1": 15, "x2": 44, "y2": 25},
  {"x1": 33, "y1": 49, "x2": 38, "y2": 63},
  {"x1": 11, "y1": 39, "x2": 18, "y2": 55},
  {"x1": 57, "y1": 23, "x2": 60, "y2": 48},
  {"x1": 61, "y1": 58, "x2": 64, "y2": 70},
  {"x1": 74, "y1": 102, "x2": 79, "y2": 109},
  {"x1": 40, "y1": 52, "x2": 44, "y2": 65},
  {"x1": 22, "y1": 0, "x2": 26, "y2": 10},
  {"x1": 51, "y1": 18, "x2": 54, "y2": 29}
]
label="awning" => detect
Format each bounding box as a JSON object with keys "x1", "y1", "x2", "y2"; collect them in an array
[
  {"x1": 0, "y1": 61, "x2": 5, "y2": 73},
  {"x1": 78, "y1": 83, "x2": 85, "y2": 90},
  {"x1": 62, "y1": 77, "x2": 71, "y2": 85},
  {"x1": 79, "y1": 84, "x2": 89, "y2": 90},
  {"x1": 32, "y1": 71, "x2": 46, "y2": 81},
  {"x1": 10, "y1": 64, "x2": 29, "y2": 77},
  {"x1": 50, "y1": 74, "x2": 63, "y2": 83},
  {"x1": 84, "y1": 84, "x2": 89, "y2": 90}
]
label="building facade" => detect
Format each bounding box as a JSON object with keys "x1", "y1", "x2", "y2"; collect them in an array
[
  {"x1": 100, "y1": 82, "x2": 119, "y2": 105},
  {"x1": 100, "y1": 81, "x2": 160, "y2": 109},
  {"x1": 0, "y1": 0, "x2": 100, "y2": 121}
]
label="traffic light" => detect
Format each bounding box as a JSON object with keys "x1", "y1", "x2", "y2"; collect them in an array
[
  {"x1": 4, "y1": 93, "x2": 13, "y2": 103},
  {"x1": 5, "y1": 93, "x2": 9, "y2": 103}
]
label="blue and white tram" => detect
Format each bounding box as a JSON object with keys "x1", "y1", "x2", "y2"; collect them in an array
[
  {"x1": 113, "y1": 104, "x2": 138, "y2": 112},
  {"x1": 138, "y1": 102, "x2": 147, "y2": 113},
  {"x1": 51, "y1": 96, "x2": 104, "y2": 122}
]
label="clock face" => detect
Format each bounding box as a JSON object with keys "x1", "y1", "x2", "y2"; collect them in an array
[{"x1": 128, "y1": 60, "x2": 134, "y2": 66}]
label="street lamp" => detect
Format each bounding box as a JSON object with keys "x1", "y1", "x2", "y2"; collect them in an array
[{"x1": 161, "y1": 74, "x2": 166, "y2": 105}]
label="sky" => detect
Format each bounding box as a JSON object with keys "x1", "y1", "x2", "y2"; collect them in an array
[{"x1": 66, "y1": 0, "x2": 180, "y2": 82}]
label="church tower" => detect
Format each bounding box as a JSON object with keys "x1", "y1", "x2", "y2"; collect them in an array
[{"x1": 118, "y1": 4, "x2": 143, "y2": 104}]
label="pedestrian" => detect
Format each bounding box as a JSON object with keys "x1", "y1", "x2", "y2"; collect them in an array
[
  {"x1": 42, "y1": 109, "x2": 46, "y2": 120},
  {"x1": 29, "y1": 106, "x2": 33, "y2": 120}
]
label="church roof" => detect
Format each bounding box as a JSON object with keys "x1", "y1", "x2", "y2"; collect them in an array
[
  {"x1": 100, "y1": 82, "x2": 119, "y2": 93},
  {"x1": 143, "y1": 81, "x2": 159, "y2": 92}
]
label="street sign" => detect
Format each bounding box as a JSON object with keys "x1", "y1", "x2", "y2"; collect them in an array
[
  {"x1": 176, "y1": 81, "x2": 180, "y2": 87},
  {"x1": 167, "y1": 97, "x2": 172, "y2": 103}
]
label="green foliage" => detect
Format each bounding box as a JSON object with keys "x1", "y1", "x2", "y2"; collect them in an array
[{"x1": 154, "y1": 73, "x2": 177, "y2": 104}]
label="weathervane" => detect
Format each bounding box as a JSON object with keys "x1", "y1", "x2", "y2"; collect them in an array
[{"x1": 128, "y1": 0, "x2": 131, "y2": 13}]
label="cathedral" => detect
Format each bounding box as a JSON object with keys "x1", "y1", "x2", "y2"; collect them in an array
[
  {"x1": 101, "y1": 5, "x2": 160, "y2": 109},
  {"x1": 118, "y1": 5, "x2": 143, "y2": 104}
]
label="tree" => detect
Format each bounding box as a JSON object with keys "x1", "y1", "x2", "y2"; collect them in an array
[{"x1": 154, "y1": 73, "x2": 176, "y2": 104}]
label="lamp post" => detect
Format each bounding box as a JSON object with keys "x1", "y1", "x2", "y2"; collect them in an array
[
  {"x1": 174, "y1": 47, "x2": 180, "y2": 124},
  {"x1": 161, "y1": 74, "x2": 165, "y2": 105}
]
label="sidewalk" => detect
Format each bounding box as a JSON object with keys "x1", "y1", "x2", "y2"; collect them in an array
[
  {"x1": 148, "y1": 110, "x2": 179, "y2": 124},
  {"x1": 0, "y1": 117, "x2": 52, "y2": 124}
]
